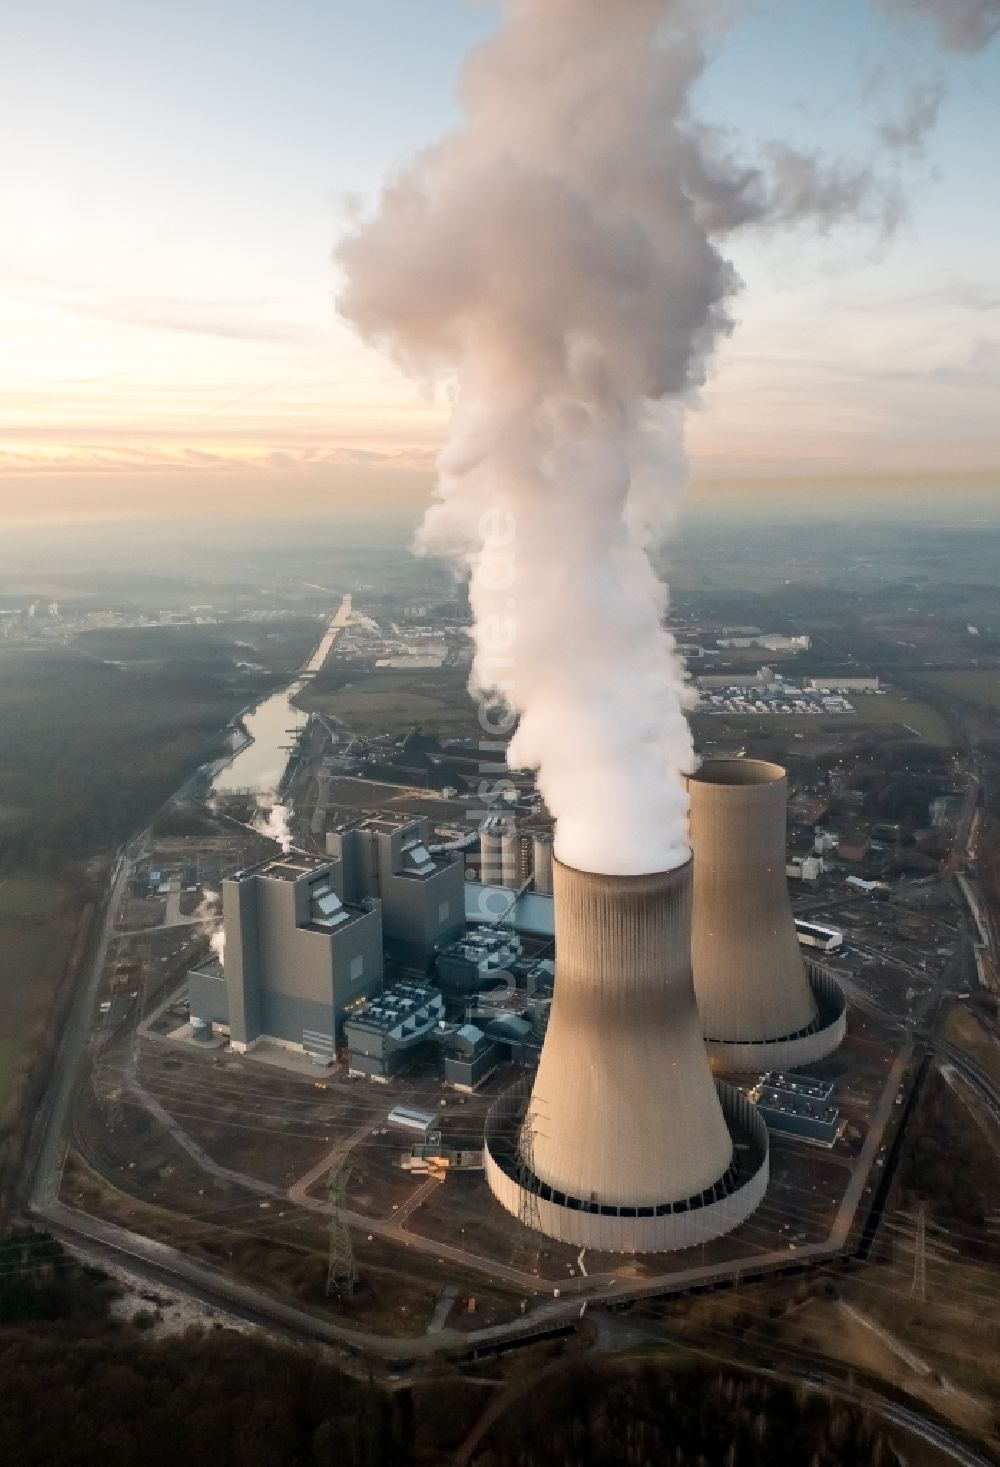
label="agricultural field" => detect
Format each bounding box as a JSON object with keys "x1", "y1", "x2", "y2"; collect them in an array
[
  {"x1": 300, "y1": 665, "x2": 479, "y2": 737},
  {"x1": 919, "y1": 669, "x2": 1000, "y2": 714},
  {"x1": 0, "y1": 871, "x2": 86, "y2": 1132}
]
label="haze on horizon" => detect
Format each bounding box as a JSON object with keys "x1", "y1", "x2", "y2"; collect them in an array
[{"x1": 1, "y1": 0, "x2": 999, "y2": 522}]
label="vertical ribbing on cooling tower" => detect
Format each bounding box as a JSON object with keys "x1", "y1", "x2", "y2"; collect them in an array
[
  {"x1": 528, "y1": 859, "x2": 734, "y2": 1209},
  {"x1": 688, "y1": 760, "x2": 819, "y2": 1044}
]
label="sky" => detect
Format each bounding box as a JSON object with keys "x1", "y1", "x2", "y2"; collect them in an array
[{"x1": 1, "y1": 0, "x2": 998, "y2": 525}]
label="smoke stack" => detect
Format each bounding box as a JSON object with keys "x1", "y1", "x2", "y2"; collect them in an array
[
  {"x1": 485, "y1": 856, "x2": 768, "y2": 1252},
  {"x1": 688, "y1": 760, "x2": 846, "y2": 1070}
]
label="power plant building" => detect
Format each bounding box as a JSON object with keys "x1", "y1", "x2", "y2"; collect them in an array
[
  {"x1": 687, "y1": 760, "x2": 846, "y2": 1072},
  {"x1": 344, "y1": 982, "x2": 445, "y2": 1081},
  {"x1": 485, "y1": 857, "x2": 769, "y2": 1253},
  {"x1": 326, "y1": 813, "x2": 464, "y2": 969},
  {"x1": 436, "y1": 929, "x2": 522, "y2": 996},
  {"x1": 189, "y1": 853, "x2": 383, "y2": 1059}
]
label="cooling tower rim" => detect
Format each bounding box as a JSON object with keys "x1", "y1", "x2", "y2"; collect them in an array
[
  {"x1": 687, "y1": 757, "x2": 786, "y2": 789},
  {"x1": 552, "y1": 853, "x2": 693, "y2": 888},
  {"x1": 705, "y1": 964, "x2": 847, "y2": 1072},
  {"x1": 485, "y1": 1078, "x2": 769, "y2": 1254}
]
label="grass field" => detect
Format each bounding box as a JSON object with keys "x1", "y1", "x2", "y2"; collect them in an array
[
  {"x1": 0, "y1": 873, "x2": 59, "y2": 920},
  {"x1": 300, "y1": 666, "x2": 479, "y2": 737},
  {"x1": 942, "y1": 1003, "x2": 1000, "y2": 1092},
  {"x1": 919, "y1": 669, "x2": 1000, "y2": 713},
  {"x1": 0, "y1": 875, "x2": 81, "y2": 1058},
  {"x1": 856, "y1": 692, "x2": 954, "y2": 744}
]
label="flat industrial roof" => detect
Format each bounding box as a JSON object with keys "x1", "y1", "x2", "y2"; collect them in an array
[
  {"x1": 465, "y1": 882, "x2": 554, "y2": 937},
  {"x1": 234, "y1": 852, "x2": 333, "y2": 883}
]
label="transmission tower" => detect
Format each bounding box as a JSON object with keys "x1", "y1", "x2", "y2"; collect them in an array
[
  {"x1": 325, "y1": 1163, "x2": 357, "y2": 1301},
  {"x1": 912, "y1": 1203, "x2": 927, "y2": 1303},
  {"x1": 516, "y1": 1096, "x2": 543, "y2": 1236}
]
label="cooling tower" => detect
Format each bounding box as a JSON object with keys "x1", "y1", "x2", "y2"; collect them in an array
[
  {"x1": 485, "y1": 857, "x2": 769, "y2": 1252},
  {"x1": 688, "y1": 759, "x2": 846, "y2": 1071}
]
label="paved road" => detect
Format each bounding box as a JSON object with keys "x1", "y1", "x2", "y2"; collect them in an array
[{"x1": 287, "y1": 1120, "x2": 382, "y2": 1207}]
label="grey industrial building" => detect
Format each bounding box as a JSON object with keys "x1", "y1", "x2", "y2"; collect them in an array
[
  {"x1": 188, "y1": 852, "x2": 382, "y2": 1059},
  {"x1": 344, "y1": 982, "x2": 445, "y2": 1081},
  {"x1": 749, "y1": 1072, "x2": 842, "y2": 1145},
  {"x1": 442, "y1": 1023, "x2": 503, "y2": 1092},
  {"x1": 327, "y1": 812, "x2": 464, "y2": 969},
  {"x1": 436, "y1": 929, "x2": 522, "y2": 996},
  {"x1": 344, "y1": 982, "x2": 507, "y2": 1091}
]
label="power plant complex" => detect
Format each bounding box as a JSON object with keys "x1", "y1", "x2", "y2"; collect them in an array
[{"x1": 188, "y1": 758, "x2": 845, "y2": 1257}]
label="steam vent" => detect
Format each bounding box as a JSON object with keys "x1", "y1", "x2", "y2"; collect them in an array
[
  {"x1": 484, "y1": 857, "x2": 769, "y2": 1253},
  {"x1": 688, "y1": 759, "x2": 847, "y2": 1071}
]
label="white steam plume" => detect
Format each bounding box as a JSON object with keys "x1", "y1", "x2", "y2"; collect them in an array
[
  {"x1": 259, "y1": 800, "x2": 293, "y2": 853},
  {"x1": 194, "y1": 887, "x2": 225, "y2": 964},
  {"x1": 338, "y1": 0, "x2": 726, "y2": 876},
  {"x1": 334, "y1": 0, "x2": 902, "y2": 876}
]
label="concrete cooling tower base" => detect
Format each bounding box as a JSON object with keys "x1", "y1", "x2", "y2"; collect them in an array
[
  {"x1": 485, "y1": 1078, "x2": 769, "y2": 1254},
  {"x1": 705, "y1": 962, "x2": 847, "y2": 1074}
]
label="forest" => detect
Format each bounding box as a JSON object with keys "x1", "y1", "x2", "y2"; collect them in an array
[{"x1": 0, "y1": 1232, "x2": 912, "y2": 1467}]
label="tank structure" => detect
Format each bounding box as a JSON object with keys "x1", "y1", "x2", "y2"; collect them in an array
[
  {"x1": 687, "y1": 759, "x2": 847, "y2": 1071},
  {"x1": 484, "y1": 856, "x2": 769, "y2": 1252},
  {"x1": 501, "y1": 827, "x2": 524, "y2": 889},
  {"x1": 479, "y1": 815, "x2": 505, "y2": 887},
  {"x1": 532, "y1": 832, "x2": 554, "y2": 894}
]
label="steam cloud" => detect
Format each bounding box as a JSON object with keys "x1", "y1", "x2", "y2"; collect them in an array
[
  {"x1": 334, "y1": 0, "x2": 973, "y2": 876},
  {"x1": 195, "y1": 887, "x2": 225, "y2": 964},
  {"x1": 338, "y1": 0, "x2": 733, "y2": 875},
  {"x1": 259, "y1": 800, "x2": 293, "y2": 853}
]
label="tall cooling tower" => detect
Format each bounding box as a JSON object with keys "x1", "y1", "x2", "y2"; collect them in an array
[
  {"x1": 485, "y1": 857, "x2": 768, "y2": 1252},
  {"x1": 688, "y1": 759, "x2": 846, "y2": 1071}
]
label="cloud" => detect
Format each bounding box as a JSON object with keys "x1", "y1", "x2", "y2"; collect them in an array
[
  {"x1": 683, "y1": 133, "x2": 905, "y2": 240},
  {"x1": 877, "y1": 79, "x2": 946, "y2": 155},
  {"x1": 879, "y1": 0, "x2": 1000, "y2": 51},
  {"x1": 0, "y1": 440, "x2": 437, "y2": 478}
]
